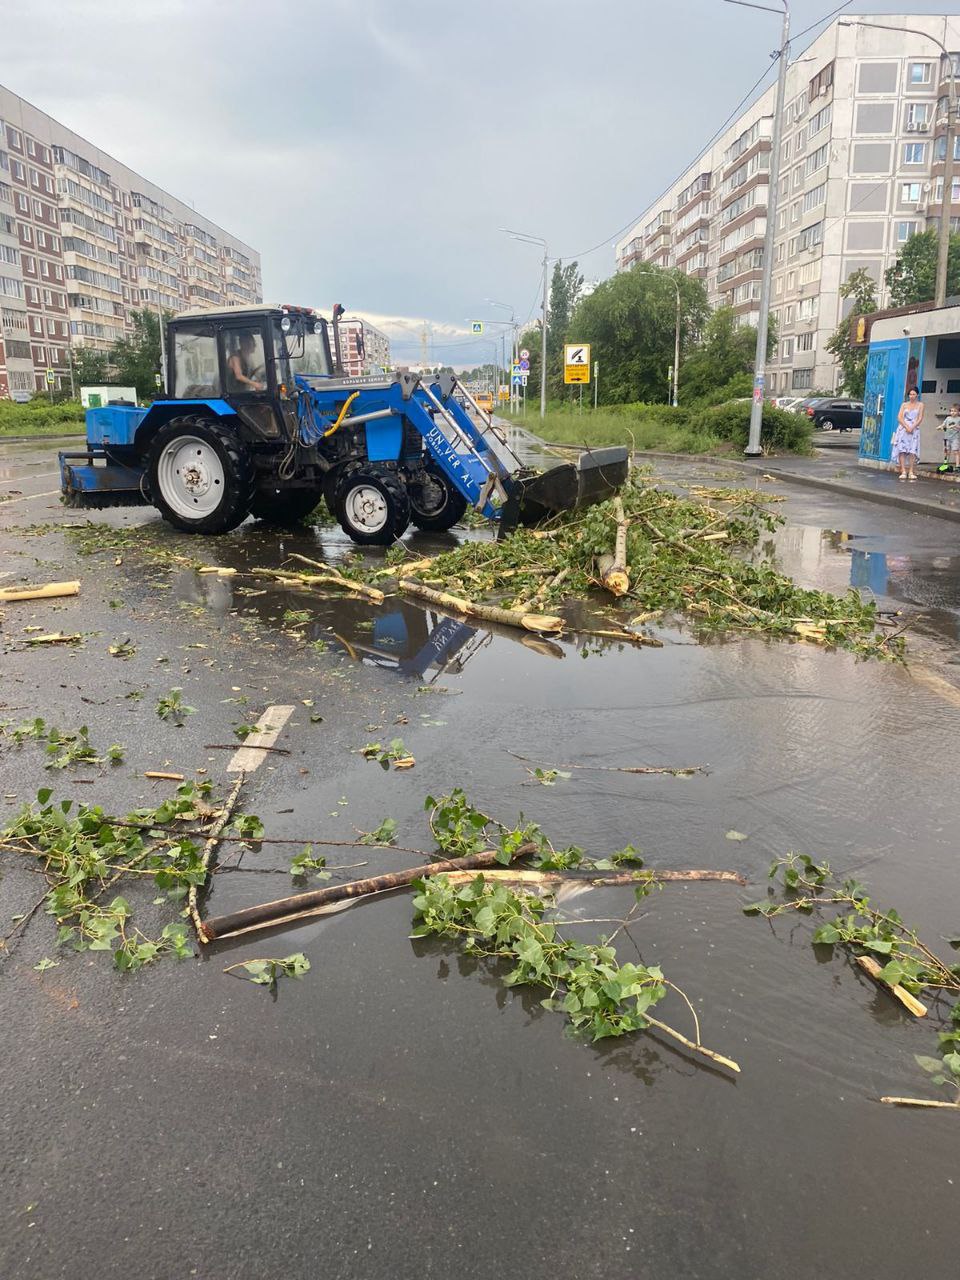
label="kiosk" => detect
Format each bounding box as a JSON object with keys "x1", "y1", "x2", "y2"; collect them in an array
[{"x1": 859, "y1": 302, "x2": 960, "y2": 468}]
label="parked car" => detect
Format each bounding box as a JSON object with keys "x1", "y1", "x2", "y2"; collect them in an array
[
  {"x1": 774, "y1": 396, "x2": 803, "y2": 412},
  {"x1": 806, "y1": 398, "x2": 863, "y2": 432}
]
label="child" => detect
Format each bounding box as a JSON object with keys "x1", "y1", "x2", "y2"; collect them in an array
[{"x1": 939, "y1": 405, "x2": 960, "y2": 473}]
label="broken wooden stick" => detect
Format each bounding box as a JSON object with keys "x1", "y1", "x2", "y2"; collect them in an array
[
  {"x1": 399, "y1": 578, "x2": 563, "y2": 635},
  {"x1": 144, "y1": 771, "x2": 185, "y2": 781},
  {"x1": 856, "y1": 954, "x2": 928, "y2": 1017},
  {"x1": 0, "y1": 580, "x2": 79, "y2": 602},
  {"x1": 198, "y1": 842, "x2": 538, "y2": 942},
  {"x1": 441, "y1": 868, "x2": 746, "y2": 887},
  {"x1": 188, "y1": 773, "x2": 245, "y2": 941},
  {"x1": 286, "y1": 554, "x2": 386, "y2": 604},
  {"x1": 577, "y1": 627, "x2": 663, "y2": 648},
  {"x1": 21, "y1": 632, "x2": 82, "y2": 646},
  {"x1": 880, "y1": 1096, "x2": 960, "y2": 1109},
  {"x1": 597, "y1": 496, "x2": 630, "y2": 597}
]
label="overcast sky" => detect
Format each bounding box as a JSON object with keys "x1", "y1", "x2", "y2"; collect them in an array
[{"x1": 0, "y1": 0, "x2": 947, "y2": 365}]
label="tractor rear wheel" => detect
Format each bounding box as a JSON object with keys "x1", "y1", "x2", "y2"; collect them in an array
[
  {"x1": 335, "y1": 464, "x2": 410, "y2": 546},
  {"x1": 250, "y1": 486, "x2": 324, "y2": 526},
  {"x1": 147, "y1": 416, "x2": 255, "y2": 534},
  {"x1": 408, "y1": 465, "x2": 469, "y2": 531}
]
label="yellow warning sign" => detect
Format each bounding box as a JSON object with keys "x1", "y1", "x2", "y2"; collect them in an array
[{"x1": 564, "y1": 343, "x2": 590, "y2": 384}]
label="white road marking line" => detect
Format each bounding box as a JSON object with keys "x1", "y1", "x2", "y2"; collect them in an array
[
  {"x1": 0, "y1": 488, "x2": 60, "y2": 506},
  {"x1": 226, "y1": 704, "x2": 295, "y2": 774}
]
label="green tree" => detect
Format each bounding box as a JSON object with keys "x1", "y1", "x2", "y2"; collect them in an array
[
  {"x1": 566, "y1": 265, "x2": 708, "y2": 406},
  {"x1": 885, "y1": 228, "x2": 960, "y2": 306},
  {"x1": 825, "y1": 269, "x2": 878, "y2": 398},
  {"x1": 109, "y1": 309, "x2": 173, "y2": 400},
  {"x1": 546, "y1": 260, "x2": 584, "y2": 397},
  {"x1": 70, "y1": 345, "x2": 110, "y2": 390},
  {"x1": 678, "y1": 306, "x2": 775, "y2": 405}
]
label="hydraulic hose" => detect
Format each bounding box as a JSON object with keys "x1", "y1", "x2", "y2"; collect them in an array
[{"x1": 323, "y1": 391, "x2": 360, "y2": 438}]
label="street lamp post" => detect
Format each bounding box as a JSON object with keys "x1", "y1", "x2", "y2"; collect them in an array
[
  {"x1": 725, "y1": 0, "x2": 790, "y2": 456},
  {"x1": 840, "y1": 20, "x2": 957, "y2": 307},
  {"x1": 501, "y1": 229, "x2": 548, "y2": 420}
]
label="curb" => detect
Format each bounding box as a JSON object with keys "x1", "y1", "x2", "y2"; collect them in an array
[{"x1": 735, "y1": 461, "x2": 960, "y2": 526}]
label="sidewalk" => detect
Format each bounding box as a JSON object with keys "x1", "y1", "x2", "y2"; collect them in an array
[{"x1": 739, "y1": 451, "x2": 960, "y2": 525}]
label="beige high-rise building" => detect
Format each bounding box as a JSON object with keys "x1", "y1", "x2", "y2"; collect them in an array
[
  {"x1": 615, "y1": 16, "x2": 960, "y2": 394},
  {"x1": 0, "y1": 83, "x2": 261, "y2": 400}
]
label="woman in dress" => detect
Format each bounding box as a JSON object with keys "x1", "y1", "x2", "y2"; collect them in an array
[{"x1": 891, "y1": 386, "x2": 923, "y2": 480}]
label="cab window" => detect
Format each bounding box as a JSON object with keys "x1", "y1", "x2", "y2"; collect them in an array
[
  {"x1": 173, "y1": 326, "x2": 220, "y2": 398},
  {"x1": 224, "y1": 326, "x2": 267, "y2": 394}
]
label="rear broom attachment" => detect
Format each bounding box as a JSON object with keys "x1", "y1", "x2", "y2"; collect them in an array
[{"x1": 500, "y1": 447, "x2": 630, "y2": 532}]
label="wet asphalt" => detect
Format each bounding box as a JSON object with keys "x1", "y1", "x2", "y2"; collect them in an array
[{"x1": 1, "y1": 435, "x2": 959, "y2": 1280}]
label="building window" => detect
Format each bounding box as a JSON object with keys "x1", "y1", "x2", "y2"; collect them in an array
[
  {"x1": 796, "y1": 331, "x2": 816, "y2": 352},
  {"x1": 783, "y1": 304, "x2": 794, "y2": 325},
  {"x1": 10, "y1": 158, "x2": 24, "y2": 180},
  {"x1": 909, "y1": 62, "x2": 931, "y2": 85},
  {"x1": 901, "y1": 182, "x2": 923, "y2": 202},
  {"x1": 903, "y1": 142, "x2": 927, "y2": 165},
  {"x1": 793, "y1": 166, "x2": 803, "y2": 189},
  {"x1": 907, "y1": 103, "x2": 930, "y2": 129},
  {"x1": 935, "y1": 177, "x2": 960, "y2": 205},
  {"x1": 935, "y1": 135, "x2": 960, "y2": 162},
  {"x1": 786, "y1": 270, "x2": 796, "y2": 291},
  {"x1": 782, "y1": 337, "x2": 794, "y2": 360},
  {"x1": 22, "y1": 254, "x2": 35, "y2": 272},
  {"x1": 26, "y1": 138, "x2": 35, "y2": 157},
  {"x1": 792, "y1": 367, "x2": 813, "y2": 390},
  {"x1": 896, "y1": 220, "x2": 918, "y2": 242},
  {"x1": 7, "y1": 128, "x2": 22, "y2": 150}
]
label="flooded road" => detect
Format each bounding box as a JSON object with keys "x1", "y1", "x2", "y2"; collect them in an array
[{"x1": 2, "y1": 437, "x2": 959, "y2": 1280}]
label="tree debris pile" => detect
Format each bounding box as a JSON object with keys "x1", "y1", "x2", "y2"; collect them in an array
[{"x1": 384, "y1": 476, "x2": 898, "y2": 658}]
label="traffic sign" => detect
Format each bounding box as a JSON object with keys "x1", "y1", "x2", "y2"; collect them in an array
[
  {"x1": 520, "y1": 348, "x2": 529, "y2": 360},
  {"x1": 155, "y1": 373, "x2": 163, "y2": 388},
  {"x1": 45, "y1": 368, "x2": 55, "y2": 385},
  {"x1": 511, "y1": 373, "x2": 523, "y2": 387},
  {"x1": 521, "y1": 374, "x2": 528, "y2": 387},
  {"x1": 519, "y1": 358, "x2": 530, "y2": 372},
  {"x1": 563, "y1": 343, "x2": 590, "y2": 385},
  {"x1": 511, "y1": 362, "x2": 521, "y2": 376},
  {"x1": 471, "y1": 321, "x2": 484, "y2": 334}
]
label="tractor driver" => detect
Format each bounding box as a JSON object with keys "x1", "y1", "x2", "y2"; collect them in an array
[{"x1": 227, "y1": 332, "x2": 266, "y2": 393}]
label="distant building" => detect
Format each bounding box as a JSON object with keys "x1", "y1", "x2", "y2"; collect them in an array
[
  {"x1": 615, "y1": 15, "x2": 960, "y2": 394},
  {"x1": 0, "y1": 82, "x2": 261, "y2": 400},
  {"x1": 338, "y1": 318, "x2": 391, "y2": 375}
]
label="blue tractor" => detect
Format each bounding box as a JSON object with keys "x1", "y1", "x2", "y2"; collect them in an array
[{"x1": 59, "y1": 304, "x2": 628, "y2": 545}]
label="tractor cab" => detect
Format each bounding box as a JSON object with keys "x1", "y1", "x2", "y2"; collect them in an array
[{"x1": 168, "y1": 303, "x2": 336, "y2": 410}]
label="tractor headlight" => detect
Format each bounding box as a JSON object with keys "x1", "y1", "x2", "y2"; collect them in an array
[
  {"x1": 313, "y1": 322, "x2": 323, "y2": 335},
  {"x1": 280, "y1": 316, "x2": 292, "y2": 332}
]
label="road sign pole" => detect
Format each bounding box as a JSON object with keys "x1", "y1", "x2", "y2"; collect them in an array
[
  {"x1": 578, "y1": 384, "x2": 582, "y2": 415},
  {"x1": 594, "y1": 360, "x2": 598, "y2": 410}
]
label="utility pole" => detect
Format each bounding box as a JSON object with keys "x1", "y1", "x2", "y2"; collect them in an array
[
  {"x1": 726, "y1": 0, "x2": 790, "y2": 457},
  {"x1": 500, "y1": 229, "x2": 549, "y2": 420},
  {"x1": 841, "y1": 20, "x2": 957, "y2": 307}
]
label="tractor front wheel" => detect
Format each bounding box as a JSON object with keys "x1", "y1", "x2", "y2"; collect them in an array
[
  {"x1": 335, "y1": 464, "x2": 410, "y2": 546},
  {"x1": 408, "y1": 465, "x2": 469, "y2": 532},
  {"x1": 147, "y1": 416, "x2": 255, "y2": 534},
  {"x1": 250, "y1": 486, "x2": 324, "y2": 526}
]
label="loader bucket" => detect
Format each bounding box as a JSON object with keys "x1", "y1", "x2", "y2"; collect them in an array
[{"x1": 516, "y1": 446, "x2": 630, "y2": 525}]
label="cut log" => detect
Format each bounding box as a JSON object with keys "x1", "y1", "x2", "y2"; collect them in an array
[
  {"x1": 399, "y1": 579, "x2": 563, "y2": 634},
  {"x1": 880, "y1": 1096, "x2": 960, "y2": 1109},
  {"x1": 597, "y1": 497, "x2": 630, "y2": 597},
  {"x1": 199, "y1": 843, "x2": 537, "y2": 942},
  {"x1": 0, "y1": 580, "x2": 79, "y2": 602},
  {"x1": 856, "y1": 954, "x2": 928, "y2": 1016}
]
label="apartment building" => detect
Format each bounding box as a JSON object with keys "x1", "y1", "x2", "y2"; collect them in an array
[
  {"x1": 0, "y1": 83, "x2": 261, "y2": 400},
  {"x1": 615, "y1": 15, "x2": 960, "y2": 394},
  {"x1": 338, "y1": 318, "x2": 392, "y2": 375}
]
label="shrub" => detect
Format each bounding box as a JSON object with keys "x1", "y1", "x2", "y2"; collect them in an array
[{"x1": 701, "y1": 400, "x2": 813, "y2": 452}]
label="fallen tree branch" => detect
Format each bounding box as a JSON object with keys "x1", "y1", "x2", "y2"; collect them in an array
[
  {"x1": 203, "y1": 743, "x2": 291, "y2": 755},
  {"x1": 440, "y1": 868, "x2": 746, "y2": 887},
  {"x1": 506, "y1": 750, "x2": 703, "y2": 777},
  {"x1": 399, "y1": 578, "x2": 563, "y2": 635},
  {"x1": 880, "y1": 1096, "x2": 960, "y2": 1109},
  {"x1": 199, "y1": 842, "x2": 538, "y2": 942}
]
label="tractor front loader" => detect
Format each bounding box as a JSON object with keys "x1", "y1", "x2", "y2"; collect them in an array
[{"x1": 59, "y1": 303, "x2": 628, "y2": 545}]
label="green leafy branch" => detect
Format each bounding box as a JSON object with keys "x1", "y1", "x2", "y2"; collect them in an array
[
  {"x1": 411, "y1": 872, "x2": 738, "y2": 1070},
  {"x1": 223, "y1": 953, "x2": 310, "y2": 991},
  {"x1": 746, "y1": 853, "x2": 960, "y2": 1100}
]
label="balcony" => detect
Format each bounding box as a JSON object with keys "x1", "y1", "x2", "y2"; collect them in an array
[{"x1": 722, "y1": 137, "x2": 771, "y2": 183}]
